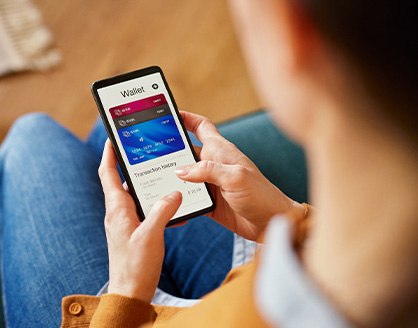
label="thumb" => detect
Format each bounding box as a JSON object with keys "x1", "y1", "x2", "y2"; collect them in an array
[
  {"x1": 175, "y1": 160, "x2": 241, "y2": 187},
  {"x1": 136, "y1": 191, "x2": 183, "y2": 235}
]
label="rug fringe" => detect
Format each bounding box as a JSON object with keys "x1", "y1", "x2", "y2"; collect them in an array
[{"x1": 0, "y1": 0, "x2": 60, "y2": 75}]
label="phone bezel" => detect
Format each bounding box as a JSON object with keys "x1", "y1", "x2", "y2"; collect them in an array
[{"x1": 91, "y1": 66, "x2": 215, "y2": 226}]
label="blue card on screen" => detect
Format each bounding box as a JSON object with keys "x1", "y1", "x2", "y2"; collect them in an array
[{"x1": 117, "y1": 114, "x2": 185, "y2": 165}]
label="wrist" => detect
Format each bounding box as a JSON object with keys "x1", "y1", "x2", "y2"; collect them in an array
[
  {"x1": 108, "y1": 283, "x2": 153, "y2": 304},
  {"x1": 276, "y1": 194, "x2": 307, "y2": 219},
  {"x1": 290, "y1": 200, "x2": 308, "y2": 218}
]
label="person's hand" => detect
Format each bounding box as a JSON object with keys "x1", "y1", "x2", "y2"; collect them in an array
[
  {"x1": 98, "y1": 139, "x2": 182, "y2": 302},
  {"x1": 175, "y1": 111, "x2": 304, "y2": 241}
]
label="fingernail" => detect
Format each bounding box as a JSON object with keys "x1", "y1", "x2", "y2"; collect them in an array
[
  {"x1": 167, "y1": 191, "x2": 182, "y2": 201},
  {"x1": 175, "y1": 165, "x2": 192, "y2": 176}
]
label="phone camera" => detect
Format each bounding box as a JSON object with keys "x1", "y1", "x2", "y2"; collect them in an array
[{"x1": 152, "y1": 83, "x2": 159, "y2": 90}]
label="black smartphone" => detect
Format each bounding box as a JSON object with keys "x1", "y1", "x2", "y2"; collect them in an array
[{"x1": 91, "y1": 66, "x2": 215, "y2": 226}]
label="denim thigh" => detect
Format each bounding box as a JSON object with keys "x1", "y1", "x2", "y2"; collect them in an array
[{"x1": 0, "y1": 114, "x2": 109, "y2": 327}]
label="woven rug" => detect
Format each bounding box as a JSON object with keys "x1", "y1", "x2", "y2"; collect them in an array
[{"x1": 0, "y1": 0, "x2": 60, "y2": 76}]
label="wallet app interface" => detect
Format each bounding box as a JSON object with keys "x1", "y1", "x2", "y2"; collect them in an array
[{"x1": 97, "y1": 73, "x2": 213, "y2": 220}]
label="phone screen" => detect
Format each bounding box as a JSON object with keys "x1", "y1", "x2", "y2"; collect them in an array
[{"x1": 93, "y1": 67, "x2": 214, "y2": 224}]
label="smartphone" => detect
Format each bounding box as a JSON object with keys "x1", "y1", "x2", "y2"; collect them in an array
[{"x1": 91, "y1": 66, "x2": 215, "y2": 226}]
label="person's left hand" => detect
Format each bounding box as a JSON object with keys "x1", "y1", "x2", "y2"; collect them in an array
[{"x1": 98, "y1": 139, "x2": 183, "y2": 303}]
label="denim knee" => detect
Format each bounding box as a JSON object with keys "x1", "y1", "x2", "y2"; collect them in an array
[
  {"x1": 9, "y1": 113, "x2": 54, "y2": 138},
  {"x1": 2, "y1": 113, "x2": 57, "y2": 168}
]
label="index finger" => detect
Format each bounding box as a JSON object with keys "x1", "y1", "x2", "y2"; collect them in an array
[{"x1": 180, "y1": 111, "x2": 221, "y2": 143}]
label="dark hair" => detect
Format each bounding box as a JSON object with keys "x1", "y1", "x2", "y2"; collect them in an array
[{"x1": 300, "y1": 0, "x2": 418, "y2": 143}]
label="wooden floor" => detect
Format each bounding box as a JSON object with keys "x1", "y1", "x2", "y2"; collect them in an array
[{"x1": 0, "y1": 0, "x2": 261, "y2": 142}]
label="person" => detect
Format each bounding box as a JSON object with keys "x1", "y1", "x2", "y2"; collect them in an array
[{"x1": 1, "y1": 0, "x2": 417, "y2": 327}]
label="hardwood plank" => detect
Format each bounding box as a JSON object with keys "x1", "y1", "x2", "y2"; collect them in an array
[{"x1": 0, "y1": 0, "x2": 261, "y2": 141}]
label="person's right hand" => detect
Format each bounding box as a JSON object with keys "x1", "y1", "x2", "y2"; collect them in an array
[{"x1": 175, "y1": 111, "x2": 304, "y2": 241}]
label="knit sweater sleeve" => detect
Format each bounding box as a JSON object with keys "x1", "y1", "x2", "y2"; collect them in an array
[{"x1": 61, "y1": 294, "x2": 157, "y2": 328}]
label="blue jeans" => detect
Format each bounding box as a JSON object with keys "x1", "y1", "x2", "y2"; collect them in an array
[{"x1": 0, "y1": 114, "x2": 233, "y2": 327}]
